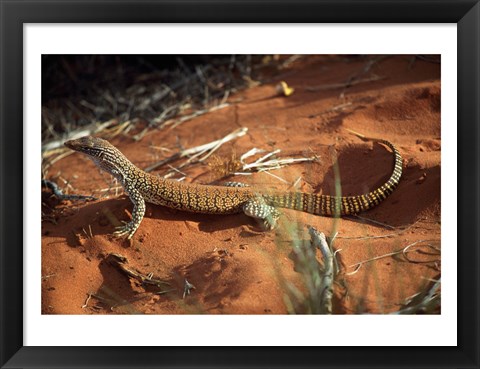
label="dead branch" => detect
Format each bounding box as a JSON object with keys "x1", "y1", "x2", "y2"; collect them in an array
[{"x1": 308, "y1": 226, "x2": 334, "y2": 314}]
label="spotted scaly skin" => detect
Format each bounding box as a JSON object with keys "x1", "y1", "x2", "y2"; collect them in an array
[{"x1": 65, "y1": 135, "x2": 402, "y2": 239}]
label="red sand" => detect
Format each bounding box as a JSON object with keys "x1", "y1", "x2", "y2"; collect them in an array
[{"x1": 42, "y1": 55, "x2": 441, "y2": 314}]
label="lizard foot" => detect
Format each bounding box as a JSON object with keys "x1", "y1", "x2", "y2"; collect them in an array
[
  {"x1": 243, "y1": 198, "x2": 281, "y2": 230},
  {"x1": 113, "y1": 221, "x2": 137, "y2": 240}
]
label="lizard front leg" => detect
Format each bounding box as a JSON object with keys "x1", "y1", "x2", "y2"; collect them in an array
[{"x1": 113, "y1": 182, "x2": 146, "y2": 240}]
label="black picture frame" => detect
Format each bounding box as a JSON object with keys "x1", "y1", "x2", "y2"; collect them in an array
[{"x1": 1, "y1": 1, "x2": 479, "y2": 368}]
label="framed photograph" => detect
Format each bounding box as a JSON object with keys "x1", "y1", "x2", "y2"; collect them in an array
[{"x1": 1, "y1": 1, "x2": 479, "y2": 368}]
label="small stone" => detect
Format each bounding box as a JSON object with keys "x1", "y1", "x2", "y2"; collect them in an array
[
  {"x1": 275, "y1": 81, "x2": 295, "y2": 96},
  {"x1": 416, "y1": 173, "x2": 427, "y2": 184}
]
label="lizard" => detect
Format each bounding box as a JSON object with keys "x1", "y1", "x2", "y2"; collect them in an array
[{"x1": 64, "y1": 134, "x2": 402, "y2": 239}]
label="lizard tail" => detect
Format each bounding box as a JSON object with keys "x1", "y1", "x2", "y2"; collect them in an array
[{"x1": 267, "y1": 135, "x2": 402, "y2": 216}]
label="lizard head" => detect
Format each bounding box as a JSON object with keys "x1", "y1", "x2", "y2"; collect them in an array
[
  {"x1": 64, "y1": 136, "x2": 116, "y2": 157},
  {"x1": 64, "y1": 136, "x2": 129, "y2": 176}
]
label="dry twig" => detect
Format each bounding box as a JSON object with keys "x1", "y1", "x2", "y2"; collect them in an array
[
  {"x1": 145, "y1": 127, "x2": 248, "y2": 173},
  {"x1": 308, "y1": 226, "x2": 334, "y2": 314},
  {"x1": 42, "y1": 179, "x2": 96, "y2": 201},
  {"x1": 106, "y1": 253, "x2": 170, "y2": 288}
]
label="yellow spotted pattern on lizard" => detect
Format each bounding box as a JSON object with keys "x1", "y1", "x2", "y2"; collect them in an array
[{"x1": 65, "y1": 135, "x2": 402, "y2": 239}]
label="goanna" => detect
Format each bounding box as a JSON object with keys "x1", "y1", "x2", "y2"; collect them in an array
[{"x1": 65, "y1": 135, "x2": 402, "y2": 239}]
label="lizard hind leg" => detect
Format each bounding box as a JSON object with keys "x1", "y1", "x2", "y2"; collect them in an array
[
  {"x1": 243, "y1": 197, "x2": 281, "y2": 230},
  {"x1": 222, "y1": 181, "x2": 250, "y2": 188}
]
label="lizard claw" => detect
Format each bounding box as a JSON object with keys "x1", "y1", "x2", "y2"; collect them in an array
[
  {"x1": 261, "y1": 209, "x2": 281, "y2": 230},
  {"x1": 113, "y1": 223, "x2": 136, "y2": 240}
]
